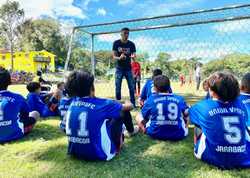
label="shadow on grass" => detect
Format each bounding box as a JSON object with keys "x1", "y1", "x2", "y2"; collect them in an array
[
  {"x1": 32, "y1": 130, "x2": 219, "y2": 178},
  {"x1": 2, "y1": 118, "x2": 65, "y2": 145}
]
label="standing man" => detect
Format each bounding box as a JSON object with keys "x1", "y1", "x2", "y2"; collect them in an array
[
  {"x1": 195, "y1": 63, "x2": 201, "y2": 90},
  {"x1": 113, "y1": 27, "x2": 136, "y2": 106},
  {"x1": 131, "y1": 58, "x2": 141, "y2": 96}
]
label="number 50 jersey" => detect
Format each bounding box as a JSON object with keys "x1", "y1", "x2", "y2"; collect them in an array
[
  {"x1": 66, "y1": 97, "x2": 123, "y2": 161},
  {"x1": 189, "y1": 99, "x2": 250, "y2": 169}
]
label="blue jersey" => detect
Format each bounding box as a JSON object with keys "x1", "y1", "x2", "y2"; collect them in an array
[
  {"x1": 140, "y1": 79, "x2": 172, "y2": 101},
  {"x1": 238, "y1": 93, "x2": 250, "y2": 127},
  {"x1": 66, "y1": 97, "x2": 123, "y2": 161},
  {"x1": 0, "y1": 91, "x2": 30, "y2": 143},
  {"x1": 141, "y1": 93, "x2": 189, "y2": 140},
  {"x1": 27, "y1": 93, "x2": 57, "y2": 117},
  {"x1": 189, "y1": 98, "x2": 250, "y2": 169},
  {"x1": 58, "y1": 97, "x2": 73, "y2": 131}
]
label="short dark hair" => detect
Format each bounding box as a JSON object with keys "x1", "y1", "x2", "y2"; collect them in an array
[
  {"x1": 37, "y1": 71, "x2": 42, "y2": 76},
  {"x1": 121, "y1": 27, "x2": 130, "y2": 31},
  {"x1": 154, "y1": 75, "x2": 171, "y2": 93},
  {"x1": 241, "y1": 73, "x2": 250, "y2": 93},
  {"x1": 0, "y1": 68, "x2": 11, "y2": 90},
  {"x1": 27, "y1": 82, "x2": 41, "y2": 92},
  {"x1": 57, "y1": 82, "x2": 64, "y2": 88},
  {"x1": 152, "y1": 69, "x2": 162, "y2": 79},
  {"x1": 65, "y1": 70, "x2": 94, "y2": 97},
  {"x1": 208, "y1": 72, "x2": 239, "y2": 102}
]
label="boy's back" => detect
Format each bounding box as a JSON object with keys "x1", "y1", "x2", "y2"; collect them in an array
[
  {"x1": 190, "y1": 98, "x2": 250, "y2": 168},
  {"x1": 141, "y1": 93, "x2": 188, "y2": 140},
  {"x1": 0, "y1": 91, "x2": 30, "y2": 142},
  {"x1": 66, "y1": 96, "x2": 122, "y2": 161},
  {"x1": 58, "y1": 97, "x2": 73, "y2": 131},
  {"x1": 238, "y1": 93, "x2": 250, "y2": 126}
]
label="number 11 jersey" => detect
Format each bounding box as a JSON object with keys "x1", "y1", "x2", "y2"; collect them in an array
[{"x1": 66, "y1": 97, "x2": 123, "y2": 161}]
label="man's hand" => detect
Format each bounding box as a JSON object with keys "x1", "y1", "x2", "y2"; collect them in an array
[{"x1": 120, "y1": 53, "x2": 126, "y2": 60}]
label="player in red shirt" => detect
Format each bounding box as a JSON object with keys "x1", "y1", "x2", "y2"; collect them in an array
[{"x1": 131, "y1": 57, "x2": 141, "y2": 96}]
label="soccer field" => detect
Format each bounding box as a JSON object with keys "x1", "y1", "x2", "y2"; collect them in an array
[{"x1": 1, "y1": 82, "x2": 250, "y2": 178}]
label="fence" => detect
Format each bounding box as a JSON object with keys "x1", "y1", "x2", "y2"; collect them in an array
[{"x1": 64, "y1": 4, "x2": 250, "y2": 98}]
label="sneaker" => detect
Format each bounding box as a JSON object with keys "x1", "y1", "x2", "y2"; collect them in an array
[{"x1": 124, "y1": 125, "x2": 139, "y2": 137}]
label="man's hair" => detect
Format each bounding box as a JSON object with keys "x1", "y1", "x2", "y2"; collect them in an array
[
  {"x1": 241, "y1": 73, "x2": 250, "y2": 93},
  {"x1": 154, "y1": 75, "x2": 171, "y2": 93},
  {"x1": 121, "y1": 27, "x2": 130, "y2": 31},
  {"x1": 152, "y1": 69, "x2": 163, "y2": 78},
  {"x1": 65, "y1": 70, "x2": 94, "y2": 97},
  {"x1": 57, "y1": 82, "x2": 64, "y2": 89},
  {"x1": 26, "y1": 82, "x2": 41, "y2": 93},
  {"x1": 0, "y1": 68, "x2": 11, "y2": 90},
  {"x1": 208, "y1": 72, "x2": 239, "y2": 102}
]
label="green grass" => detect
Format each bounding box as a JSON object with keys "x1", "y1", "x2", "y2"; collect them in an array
[{"x1": 1, "y1": 82, "x2": 250, "y2": 178}]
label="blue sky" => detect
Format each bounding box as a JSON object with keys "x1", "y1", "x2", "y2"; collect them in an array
[{"x1": 1, "y1": 0, "x2": 250, "y2": 61}]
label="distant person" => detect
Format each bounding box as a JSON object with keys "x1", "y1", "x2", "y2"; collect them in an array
[
  {"x1": 112, "y1": 27, "x2": 136, "y2": 107},
  {"x1": 195, "y1": 63, "x2": 201, "y2": 90},
  {"x1": 179, "y1": 74, "x2": 185, "y2": 87},
  {"x1": 238, "y1": 73, "x2": 250, "y2": 127},
  {"x1": 136, "y1": 75, "x2": 189, "y2": 140},
  {"x1": 0, "y1": 69, "x2": 39, "y2": 143},
  {"x1": 189, "y1": 72, "x2": 250, "y2": 169},
  {"x1": 202, "y1": 79, "x2": 211, "y2": 99},
  {"x1": 131, "y1": 58, "x2": 141, "y2": 96}
]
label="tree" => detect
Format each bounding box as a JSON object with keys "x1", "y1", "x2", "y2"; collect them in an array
[
  {"x1": 154, "y1": 52, "x2": 172, "y2": 77},
  {"x1": 0, "y1": 0, "x2": 24, "y2": 69},
  {"x1": 18, "y1": 18, "x2": 68, "y2": 67}
]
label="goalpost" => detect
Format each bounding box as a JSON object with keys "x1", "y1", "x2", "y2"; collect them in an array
[{"x1": 64, "y1": 4, "x2": 250, "y2": 76}]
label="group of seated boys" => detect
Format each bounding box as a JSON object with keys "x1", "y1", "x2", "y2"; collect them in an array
[{"x1": 0, "y1": 67, "x2": 249, "y2": 169}]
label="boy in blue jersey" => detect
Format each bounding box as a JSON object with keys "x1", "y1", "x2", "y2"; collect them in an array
[
  {"x1": 0, "y1": 69, "x2": 39, "y2": 143},
  {"x1": 65, "y1": 70, "x2": 138, "y2": 161},
  {"x1": 140, "y1": 69, "x2": 174, "y2": 108},
  {"x1": 58, "y1": 91, "x2": 73, "y2": 132},
  {"x1": 202, "y1": 79, "x2": 211, "y2": 99},
  {"x1": 189, "y1": 72, "x2": 250, "y2": 169},
  {"x1": 26, "y1": 82, "x2": 59, "y2": 118},
  {"x1": 136, "y1": 75, "x2": 189, "y2": 140},
  {"x1": 239, "y1": 73, "x2": 250, "y2": 126}
]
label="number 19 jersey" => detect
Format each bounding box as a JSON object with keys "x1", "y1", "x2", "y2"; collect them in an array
[
  {"x1": 66, "y1": 97, "x2": 122, "y2": 161},
  {"x1": 189, "y1": 98, "x2": 250, "y2": 169},
  {"x1": 141, "y1": 93, "x2": 189, "y2": 140}
]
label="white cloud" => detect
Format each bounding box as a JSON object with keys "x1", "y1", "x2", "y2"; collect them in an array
[
  {"x1": 130, "y1": 0, "x2": 204, "y2": 17},
  {"x1": 97, "y1": 34, "x2": 120, "y2": 42},
  {"x1": 81, "y1": 0, "x2": 99, "y2": 10},
  {"x1": 118, "y1": 0, "x2": 134, "y2": 6},
  {"x1": 0, "y1": 0, "x2": 87, "y2": 19},
  {"x1": 212, "y1": 20, "x2": 250, "y2": 33},
  {"x1": 96, "y1": 8, "x2": 106, "y2": 16}
]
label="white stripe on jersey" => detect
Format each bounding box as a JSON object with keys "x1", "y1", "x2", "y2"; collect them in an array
[
  {"x1": 195, "y1": 133, "x2": 206, "y2": 159},
  {"x1": 100, "y1": 119, "x2": 115, "y2": 161},
  {"x1": 17, "y1": 117, "x2": 24, "y2": 134},
  {"x1": 180, "y1": 117, "x2": 188, "y2": 136}
]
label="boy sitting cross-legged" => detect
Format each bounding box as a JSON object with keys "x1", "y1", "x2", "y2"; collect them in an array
[
  {"x1": 136, "y1": 75, "x2": 189, "y2": 140},
  {"x1": 189, "y1": 71, "x2": 250, "y2": 169},
  {"x1": 65, "y1": 70, "x2": 138, "y2": 161},
  {"x1": 0, "y1": 68, "x2": 39, "y2": 143}
]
